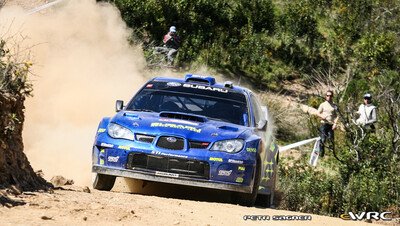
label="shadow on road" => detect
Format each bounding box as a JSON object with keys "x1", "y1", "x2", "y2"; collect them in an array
[
  {"x1": 112, "y1": 178, "x2": 273, "y2": 208},
  {"x1": 114, "y1": 178, "x2": 233, "y2": 204}
]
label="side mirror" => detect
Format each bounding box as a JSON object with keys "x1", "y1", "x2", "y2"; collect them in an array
[
  {"x1": 257, "y1": 119, "x2": 267, "y2": 131},
  {"x1": 116, "y1": 100, "x2": 124, "y2": 112}
]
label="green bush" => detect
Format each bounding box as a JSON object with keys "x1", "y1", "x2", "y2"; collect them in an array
[
  {"x1": 278, "y1": 154, "x2": 344, "y2": 216},
  {"x1": 0, "y1": 40, "x2": 32, "y2": 96}
]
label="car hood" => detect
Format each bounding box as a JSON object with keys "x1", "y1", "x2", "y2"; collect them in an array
[{"x1": 110, "y1": 111, "x2": 250, "y2": 141}]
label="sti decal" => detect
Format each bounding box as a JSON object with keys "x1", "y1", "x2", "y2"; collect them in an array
[
  {"x1": 107, "y1": 156, "x2": 119, "y2": 162},
  {"x1": 218, "y1": 170, "x2": 233, "y2": 176}
]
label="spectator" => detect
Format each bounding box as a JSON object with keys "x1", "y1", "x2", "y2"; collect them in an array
[
  {"x1": 316, "y1": 90, "x2": 339, "y2": 157},
  {"x1": 356, "y1": 93, "x2": 377, "y2": 132},
  {"x1": 162, "y1": 26, "x2": 181, "y2": 65}
]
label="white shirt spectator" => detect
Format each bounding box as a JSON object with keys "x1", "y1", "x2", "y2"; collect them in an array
[{"x1": 356, "y1": 104, "x2": 377, "y2": 126}]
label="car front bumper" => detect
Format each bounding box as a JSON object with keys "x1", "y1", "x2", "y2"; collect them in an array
[{"x1": 92, "y1": 165, "x2": 253, "y2": 193}]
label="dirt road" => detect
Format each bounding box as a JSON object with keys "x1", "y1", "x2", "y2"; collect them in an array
[{"x1": 1, "y1": 178, "x2": 383, "y2": 226}]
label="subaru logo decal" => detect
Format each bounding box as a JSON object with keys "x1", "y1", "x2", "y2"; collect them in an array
[{"x1": 166, "y1": 137, "x2": 177, "y2": 143}]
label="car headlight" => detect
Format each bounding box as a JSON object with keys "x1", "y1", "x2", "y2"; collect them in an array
[
  {"x1": 210, "y1": 139, "x2": 244, "y2": 153},
  {"x1": 107, "y1": 123, "x2": 134, "y2": 140}
]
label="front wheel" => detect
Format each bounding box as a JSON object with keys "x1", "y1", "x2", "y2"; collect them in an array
[
  {"x1": 256, "y1": 194, "x2": 271, "y2": 208},
  {"x1": 231, "y1": 159, "x2": 261, "y2": 207},
  {"x1": 92, "y1": 173, "x2": 116, "y2": 191}
]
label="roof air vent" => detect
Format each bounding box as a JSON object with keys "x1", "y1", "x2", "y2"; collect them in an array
[{"x1": 185, "y1": 74, "x2": 216, "y2": 85}]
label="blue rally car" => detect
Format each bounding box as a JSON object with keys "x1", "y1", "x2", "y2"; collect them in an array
[{"x1": 92, "y1": 74, "x2": 279, "y2": 206}]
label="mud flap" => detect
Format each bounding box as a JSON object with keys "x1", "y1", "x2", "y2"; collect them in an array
[{"x1": 309, "y1": 138, "x2": 321, "y2": 166}]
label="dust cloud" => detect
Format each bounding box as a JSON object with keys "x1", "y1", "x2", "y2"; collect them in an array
[{"x1": 1, "y1": 0, "x2": 147, "y2": 185}]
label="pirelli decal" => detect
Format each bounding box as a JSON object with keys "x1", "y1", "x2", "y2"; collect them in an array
[
  {"x1": 209, "y1": 157, "x2": 223, "y2": 162},
  {"x1": 118, "y1": 145, "x2": 130, "y2": 151}
]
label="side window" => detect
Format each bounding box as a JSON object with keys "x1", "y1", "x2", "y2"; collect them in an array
[{"x1": 250, "y1": 94, "x2": 263, "y2": 126}]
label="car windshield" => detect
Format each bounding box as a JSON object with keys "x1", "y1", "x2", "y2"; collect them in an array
[{"x1": 126, "y1": 82, "x2": 248, "y2": 126}]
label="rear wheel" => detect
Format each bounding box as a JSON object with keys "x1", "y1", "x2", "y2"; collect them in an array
[
  {"x1": 231, "y1": 159, "x2": 261, "y2": 207},
  {"x1": 92, "y1": 173, "x2": 116, "y2": 191}
]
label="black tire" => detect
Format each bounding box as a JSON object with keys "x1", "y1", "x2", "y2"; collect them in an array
[
  {"x1": 231, "y1": 159, "x2": 261, "y2": 207},
  {"x1": 256, "y1": 193, "x2": 271, "y2": 208},
  {"x1": 92, "y1": 173, "x2": 116, "y2": 191}
]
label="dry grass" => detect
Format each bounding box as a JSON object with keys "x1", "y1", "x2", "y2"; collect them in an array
[{"x1": 259, "y1": 91, "x2": 311, "y2": 142}]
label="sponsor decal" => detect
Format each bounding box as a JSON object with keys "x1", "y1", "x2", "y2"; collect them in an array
[
  {"x1": 261, "y1": 176, "x2": 270, "y2": 182},
  {"x1": 191, "y1": 75, "x2": 207, "y2": 79},
  {"x1": 124, "y1": 112, "x2": 140, "y2": 119},
  {"x1": 151, "y1": 151, "x2": 188, "y2": 159},
  {"x1": 182, "y1": 83, "x2": 228, "y2": 93},
  {"x1": 132, "y1": 122, "x2": 139, "y2": 127},
  {"x1": 107, "y1": 156, "x2": 119, "y2": 162},
  {"x1": 246, "y1": 148, "x2": 257, "y2": 153},
  {"x1": 228, "y1": 159, "x2": 244, "y2": 164},
  {"x1": 159, "y1": 118, "x2": 199, "y2": 126},
  {"x1": 99, "y1": 159, "x2": 105, "y2": 165},
  {"x1": 269, "y1": 143, "x2": 277, "y2": 152},
  {"x1": 238, "y1": 166, "x2": 246, "y2": 171},
  {"x1": 150, "y1": 122, "x2": 201, "y2": 133},
  {"x1": 155, "y1": 171, "x2": 179, "y2": 178},
  {"x1": 264, "y1": 160, "x2": 274, "y2": 166},
  {"x1": 100, "y1": 149, "x2": 105, "y2": 153},
  {"x1": 265, "y1": 169, "x2": 274, "y2": 174},
  {"x1": 100, "y1": 143, "x2": 114, "y2": 148},
  {"x1": 117, "y1": 145, "x2": 130, "y2": 151},
  {"x1": 236, "y1": 177, "x2": 244, "y2": 183},
  {"x1": 209, "y1": 157, "x2": 223, "y2": 162},
  {"x1": 166, "y1": 82, "x2": 182, "y2": 87},
  {"x1": 211, "y1": 133, "x2": 218, "y2": 137},
  {"x1": 97, "y1": 128, "x2": 106, "y2": 133},
  {"x1": 218, "y1": 170, "x2": 232, "y2": 176}
]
